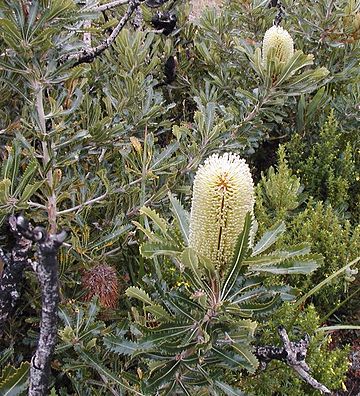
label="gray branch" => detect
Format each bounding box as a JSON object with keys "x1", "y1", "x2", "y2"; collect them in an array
[
  {"x1": 255, "y1": 326, "x2": 332, "y2": 395},
  {"x1": 11, "y1": 216, "x2": 66, "y2": 396},
  {"x1": 60, "y1": 0, "x2": 141, "y2": 66}
]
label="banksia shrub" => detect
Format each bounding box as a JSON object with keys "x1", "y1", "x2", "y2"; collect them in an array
[
  {"x1": 82, "y1": 264, "x2": 119, "y2": 308},
  {"x1": 262, "y1": 25, "x2": 294, "y2": 67},
  {"x1": 189, "y1": 153, "x2": 254, "y2": 271}
]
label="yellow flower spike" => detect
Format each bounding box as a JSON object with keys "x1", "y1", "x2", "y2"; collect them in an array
[
  {"x1": 189, "y1": 153, "x2": 255, "y2": 271},
  {"x1": 262, "y1": 25, "x2": 294, "y2": 67}
]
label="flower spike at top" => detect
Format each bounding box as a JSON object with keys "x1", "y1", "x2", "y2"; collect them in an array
[
  {"x1": 189, "y1": 153, "x2": 254, "y2": 271},
  {"x1": 262, "y1": 25, "x2": 294, "y2": 67}
]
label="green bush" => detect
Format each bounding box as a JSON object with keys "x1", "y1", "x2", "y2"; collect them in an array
[{"x1": 0, "y1": 1, "x2": 358, "y2": 394}]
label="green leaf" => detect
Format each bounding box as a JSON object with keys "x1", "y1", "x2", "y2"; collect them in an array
[
  {"x1": 75, "y1": 347, "x2": 144, "y2": 395},
  {"x1": 181, "y1": 248, "x2": 206, "y2": 290},
  {"x1": 19, "y1": 181, "x2": 44, "y2": 205},
  {"x1": 0, "y1": 347, "x2": 13, "y2": 366},
  {"x1": 140, "y1": 206, "x2": 168, "y2": 234},
  {"x1": 89, "y1": 224, "x2": 132, "y2": 250},
  {"x1": 294, "y1": 257, "x2": 360, "y2": 308},
  {"x1": 14, "y1": 159, "x2": 38, "y2": 197},
  {"x1": 0, "y1": 179, "x2": 11, "y2": 204},
  {"x1": 230, "y1": 344, "x2": 259, "y2": 373},
  {"x1": 252, "y1": 221, "x2": 286, "y2": 256},
  {"x1": 168, "y1": 193, "x2": 189, "y2": 245},
  {"x1": 142, "y1": 324, "x2": 192, "y2": 343},
  {"x1": 212, "y1": 347, "x2": 257, "y2": 372},
  {"x1": 0, "y1": 361, "x2": 30, "y2": 396},
  {"x1": 250, "y1": 254, "x2": 322, "y2": 274},
  {"x1": 215, "y1": 380, "x2": 247, "y2": 395},
  {"x1": 221, "y1": 213, "x2": 252, "y2": 300},
  {"x1": 126, "y1": 286, "x2": 154, "y2": 305},
  {"x1": 245, "y1": 244, "x2": 312, "y2": 266},
  {"x1": 146, "y1": 360, "x2": 181, "y2": 391},
  {"x1": 139, "y1": 242, "x2": 180, "y2": 258},
  {"x1": 276, "y1": 51, "x2": 314, "y2": 86},
  {"x1": 103, "y1": 337, "x2": 153, "y2": 356},
  {"x1": 239, "y1": 295, "x2": 281, "y2": 314},
  {"x1": 132, "y1": 221, "x2": 165, "y2": 243},
  {"x1": 145, "y1": 305, "x2": 173, "y2": 321}
]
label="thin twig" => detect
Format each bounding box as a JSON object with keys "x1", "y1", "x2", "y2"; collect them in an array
[
  {"x1": 61, "y1": 0, "x2": 141, "y2": 66},
  {"x1": 93, "y1": 0, "x2": 129, "y2": 12},
  {"x1": 28, "y1": 201, "x2": 47, "y2": 210},
  {"x1": 57, "y1": 190, "x2": 108, "y2": 215}
]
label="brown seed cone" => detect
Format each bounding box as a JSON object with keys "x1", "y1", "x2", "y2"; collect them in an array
[{"x1": 81, "y1": 264, "x2": 119, "y2": 308}]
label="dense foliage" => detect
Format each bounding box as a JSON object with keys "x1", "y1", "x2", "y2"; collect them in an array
[{"x1": 0, "y1": 0, "x2": 359, "y2": 395}]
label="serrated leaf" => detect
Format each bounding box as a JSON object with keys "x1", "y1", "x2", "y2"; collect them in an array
[
  {"x1": 215, "y1": 380, "x2": 247, "y2": 395},
  {"x1": 212, "y1": 347, "x2": 256, "y2": 372},
  {"x1": 146, "y1": 360, "x2": 181, "y2": 391},
  {"x1": 276, "y1": 51, "x2": 314, "y2": 86},
  {"x1": 145, "y1": 305, "x2": 173, "y2": 321},
  {"x1": 181, "y1": 248, "x2": 205, "y2": 290},
  {"x1": 168, "y1": 193, "x2": 189, "y2": 245},
  {"x1": 0, "y1": 179, "x2": 11, "y2": 204},
  {"x1": 75, "y1": 347, "x2": 144, "y2": 395},
  {"x1": 89, "y1": 224, "x2": 132, "y2": 249},
  {"x1": 230, "y1": 344, "x2": 259, "y2": 373},
  {"x1": 103, "y1": 336, "x2": 153, "y2": 356},
  {"x1": 19, "y1": 181, "x2": 44, "y2": 204},
  {"x1": 251, "y1": 254, "x2": 322, "y2": 274},
  {"x1": 239, "y1": 295, "x2": 280, "y2": 313},
  {"x1": 245, "y1": 244, "x2": 311, "y2": 266},
  {"x1": 139, "y1": 242, "x2": 180, "y2": 258},
  {"x1": 132, "y1": 221, "x2": 165, "y2": 243},
  {"x1": 126, "y1": 286, "x2": 154, "y2": 305},
  {"x1": 221, "y1": 213, "x2": 252, "y2": 300},
  {"x1": 0, "y1": 361, "x2": 30, "y2": 396},
  {"x1": 14, "y1": 159, "x2": 38, "y2": 197},
  {"x1": 252, "y1": 221, "x2": 286, "y2": 256},
  {"x1": 140, "y1": 206, "x2": 168, "y2": 234}
]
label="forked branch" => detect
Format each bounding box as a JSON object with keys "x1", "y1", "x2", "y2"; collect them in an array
[{"x1": 255, "y1": 326, "x2": 331, "y2": 394}]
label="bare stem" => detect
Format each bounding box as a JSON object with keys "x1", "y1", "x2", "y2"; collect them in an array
[{"x1": 57, "y1": 190, "x2": 108, "y2": 215}]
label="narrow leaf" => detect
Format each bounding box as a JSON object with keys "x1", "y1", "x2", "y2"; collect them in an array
[
  {"x1": 252, "y1": 221, "x2": 286, "y2": 256},
  {"x1": 168, "y1": 193, "x2": 189, "y2": 245},
  {"x1": 221, "y1": 213, "x2": 252, "y2": 300},
  {"x1": 126, "y1": 286, "x2": 154, "y2": 305},
  {"x1": 215, "y1": 380, "x2": 246, "y2": 396},
  {"x1": 140, "y1": 206, "x2": 168, "y2": 234},
  {"x1": 0, "y1": 361, "x2": 30, "y2": 396},
  {"x1": 76, "y1": 347, "x2": 144, "y2": 395}
]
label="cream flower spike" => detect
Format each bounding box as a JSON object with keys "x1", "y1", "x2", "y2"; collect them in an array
[
  {"x1": 262, "y1": 25, "x2": 294, "y2": 66},
  {"x1": 189, "y1": 153, "x2": 255, "y2": 271}
]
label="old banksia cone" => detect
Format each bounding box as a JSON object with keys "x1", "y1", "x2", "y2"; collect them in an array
[
  {"x1": 189, "y1": 153, "x2": 254, "y2": 271},
  {"x1": 82, "y1": 264, "x2": 119, "y2": 308},
  {"x1": 262, "y1": 25, "x2": 294, "y2": 66}
]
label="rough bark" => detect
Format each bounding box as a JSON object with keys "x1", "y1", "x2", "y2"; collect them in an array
[
  {"x1": 0, "y1": 216, "x2": 32, "y2": 334},
  {"x1": 26, "y1": 230, "x2": 66, "y2": 396},
  {"x1": 60, "y1": 0, "x2": 141, "y2": 66},
  {"x1": 255, "y1": 326, "x2": 332, "y2": 395},
  {"x1": 5, "y1": 216, "x2": 66, "y2": 396}
]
